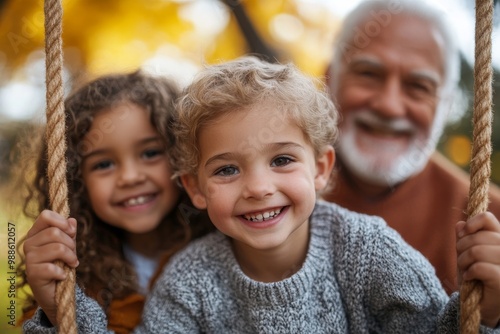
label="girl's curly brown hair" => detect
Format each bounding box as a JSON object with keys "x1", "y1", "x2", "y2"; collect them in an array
[{"x1": 18, "y1": 70, "x2": 214, "y2": 312}]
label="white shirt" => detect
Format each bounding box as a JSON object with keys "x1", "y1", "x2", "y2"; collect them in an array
[{"x1": 122, "y1": 243, "x2": 160, "y2": 294}]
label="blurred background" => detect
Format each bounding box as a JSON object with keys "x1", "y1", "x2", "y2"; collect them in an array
[{"x1": 0, "y1": 0, "x2": 499, "y2": 333}]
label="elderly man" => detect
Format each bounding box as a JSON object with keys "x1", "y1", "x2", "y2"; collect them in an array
[{"x1": 324, "y1": 0, "x2": 500, "y2": 294}]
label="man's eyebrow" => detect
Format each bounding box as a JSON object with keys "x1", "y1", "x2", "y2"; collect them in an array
[
  {"x1": 408, "y1": 69, "x2": 441, "y2": 85},
  {"x1": 349, "y1": 56, "x2": 441, "y2": 85},
  {"x1": 348, "y1": 56, "x2": 383, "y2": 68}
]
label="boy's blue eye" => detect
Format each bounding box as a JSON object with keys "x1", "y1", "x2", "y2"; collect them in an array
[
  {"x1": 214, "y1": 165, "x2": 239, "y2": 176},
  {"x1": 92, "y1": 160, "x2": 113, "y2": 171},
  {"x1": 271, "y1": 156, "x2": 293, "y2": 167}
]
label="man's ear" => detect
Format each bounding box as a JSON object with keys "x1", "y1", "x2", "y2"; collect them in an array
[
  {"x1": 314, "y1": 145, "x2": 335, "y2": 191},
  {"x1": 324, "y1": 63, "x2": 338, "y2": 103},
  {"x1": 325, "y1": 63, "x2": 333, "y2": 87},
  {"x1": 180, "y1": 174, "x2": 207, "y2": 209}
]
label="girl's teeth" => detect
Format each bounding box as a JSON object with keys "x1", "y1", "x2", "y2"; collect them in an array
[
  {"x1": 244, "y1": 208, "x2": 282, "y2": 222},
  {"x1": 124, "y1": 195, "x2": 149, "y2": 207}
]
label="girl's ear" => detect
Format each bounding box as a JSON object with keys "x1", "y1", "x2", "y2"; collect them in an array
[
  {"x1": 180, "y1": 174, "x2": 207, "y2": 209},
  {"x1": 314, "y1": 145, "x2": 335, "y2": 191}
]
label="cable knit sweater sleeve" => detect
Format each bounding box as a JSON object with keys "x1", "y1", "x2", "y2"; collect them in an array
[{"x1": 22, "y1": 285, "x2": 112, "y2": 334}]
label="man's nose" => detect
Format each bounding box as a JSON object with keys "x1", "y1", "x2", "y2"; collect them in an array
[{"x1": 370, "y1": 77, "x2": 406, "y2": 119}]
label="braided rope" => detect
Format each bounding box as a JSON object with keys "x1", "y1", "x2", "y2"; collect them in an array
[
  {"x1": 460, "y1": 0, "x2": 494, "y2": 332},
  {"x1": 44, "y1": 0, "x2": 76, "y2": 332}
]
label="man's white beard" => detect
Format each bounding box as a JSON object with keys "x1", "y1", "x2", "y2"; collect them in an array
[{"x1": 337, "y1": 110, "x2": 446, "y2": 187}]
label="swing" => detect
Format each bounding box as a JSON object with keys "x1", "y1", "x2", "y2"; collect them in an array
[
  {"x1": 460, "y1": 0, "x2": 495, "y2": 332},
  {"x1": 42, "y1": 0, "x2": 494, "y2": 333}
]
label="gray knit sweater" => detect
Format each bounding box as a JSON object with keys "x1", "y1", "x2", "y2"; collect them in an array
[{"x1": 24, "y1": 201, "x2": 500, "y2": 333}]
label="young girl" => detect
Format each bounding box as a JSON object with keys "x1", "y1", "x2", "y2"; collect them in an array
[
  {"x1": 24, "y1": 57, "x2": 500, "y2": 333},
  {"x1": 19, "y1": 70, "x2": 214, "y2": 333}
]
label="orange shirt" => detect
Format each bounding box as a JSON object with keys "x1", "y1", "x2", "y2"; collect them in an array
[{"x1": 322, "y1": 152, "x2": 500, "y2": 295}]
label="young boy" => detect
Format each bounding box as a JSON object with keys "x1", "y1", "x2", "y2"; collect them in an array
[{"x1": 24, "y1": 57, "x2": 500, "y2": 333}]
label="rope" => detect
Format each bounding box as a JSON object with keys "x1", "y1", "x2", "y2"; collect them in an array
[
  {"x1": 44, "y1": 0, "x2": 77, "y2": 332},
  {"x1": 460, "y1": 0, "x2": 494, "y2": 332}
]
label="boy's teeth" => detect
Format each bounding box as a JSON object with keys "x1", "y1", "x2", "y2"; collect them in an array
[
  {"x1": 244, "y1": 208, "x2": 282, "y2": 222},
  {"x1": 123, "y1": 195, "x2": 150, "y2": 207}
]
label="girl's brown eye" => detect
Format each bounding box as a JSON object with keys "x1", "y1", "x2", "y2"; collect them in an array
[
  {"x1": 92, "y1": 160, "x2": 113, "y2": 171},
  {"x1": 143, "y1": 148, "x2": 164, "y2": 159}
]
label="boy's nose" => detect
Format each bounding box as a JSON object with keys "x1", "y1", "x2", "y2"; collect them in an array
[{"x1": 242, "y1": 169, "x2": 275, "y2": 200}]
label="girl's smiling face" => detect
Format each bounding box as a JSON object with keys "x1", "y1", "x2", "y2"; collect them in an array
[
  {"x1": 182, "y1": 103, "x2": 334, "y2": 254},
  {"x1": 81, "y1": 102, "x2": 180, "y2": 235}
]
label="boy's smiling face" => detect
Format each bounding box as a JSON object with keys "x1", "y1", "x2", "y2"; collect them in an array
[{"x1": 181, "y1": 103, "x2": 334, "y2": 254}]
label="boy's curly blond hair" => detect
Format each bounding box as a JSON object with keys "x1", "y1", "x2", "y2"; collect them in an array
[{"x1": 170, "y1": 56, "x2": 339, "y2": 176}]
